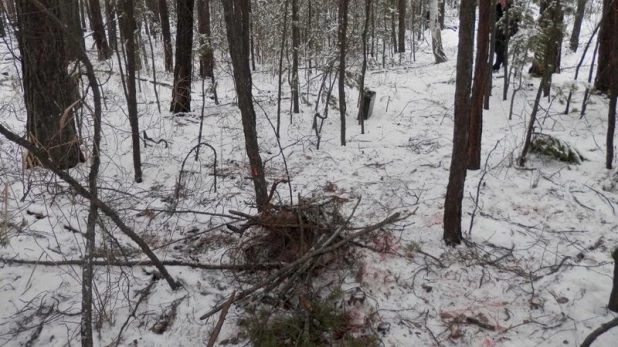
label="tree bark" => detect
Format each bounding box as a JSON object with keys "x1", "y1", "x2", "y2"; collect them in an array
[
  {"x1": 609, "y1": 248, "x2": 618, "y2": 311},
  {"x1": 291, "y1": 0, "x2": 300, "y2": 114},
  {"x1": 198, "y1": 0, "x2": 214, "y2": 79},
  {"x1": 358, "y1": 0, "x2": 372, "y2": 130},
  {"x1": 430, "y1": 0, "x2": 447, "y2": 63},
  {"x1": 16, "y1": 0, "x2": 84, "y2": 170},
  {"x1": 220, "y1": 0, "x2": 269, "y2": 211},
  {"x1": 159, "y1": 0, "x2": 173, "y2": 72},
  {"x1": 443, "y1": 0, "x2": 475, "y2": 246},
  {"x1": 104, "y1": 0, "x2": 117, "y2": 51},
  {"x1": 170, "y1": 0, "x2": 195, "y2": 113},
  {"x1": 468, "y1": 0, "x2": 491, "y2": 170},
  {"x1": 398, "y1": 0, "x2": 405, "y2": 52},
  {"x1": 119, "y1": 0, "x2": 142, "y2": 182},
  {"x1": 61, "y1": 0, "x2": 84, "y2": 61},
  {"x1": 338, "y1": 0, "x2": 349, "y2": 146},
  {"x1": 88, "y1": 0, "x2": 112, "y2": 60},
  {"x1": 596, "y1": 0, "x2": 617, "y2": 93},
  {"x1": 570, "y1": 0, "x2": 587, "y2": 51}
]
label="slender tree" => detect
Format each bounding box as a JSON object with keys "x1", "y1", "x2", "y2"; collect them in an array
[
  {"x1": 61, "y1": 0, "x2": 84, "y2": 61},
  {"x1": 220, "y1": 0, "x2": 269, "y2": 211},
  {"x1": 430, "y1": 0, "x2": 447, "y2": 63},
  {"x1": 291, "y1": 0, "x2": 300, "y2": 114},
  {"x1": 15, "y1": 0, "x2": 84, "y2": 170},
  {"x1": 338, "y1": 0, "x2": 349, "y2": 146},
  {"x1": 159, "y1": 0, "x2": 173, "y2": 72},
  {"x1": 570, "y1": 0, "x2": 587, "y2": 51},
  {"x1": 118, "y1": 0, "x2": 142, "y2": 182},
  {"x1": 198, "y1": 0, "x2": 214, "y2": 79},
  {"x1": 88, "y1": 0, "x2": 112, "y2": 60},
  {"x1": 104, "y1": 0, "x2": 117, "y2": 51},
  {"x1": 358, "y1": 0, "x2": 372, "y2": 132},
  {"x1": 398, "y1": 0, "x2": 405, "y2": 52},
  {"x1": 443, "y1": 0, "x2": 475, "y2": 246},
  {"x1": 609, "y1": 248, "x2": 618, "y2": 311},
  {"x1": 596, "y1": 0, "x2": 617, "y2": 93},
  {"x1": 170, "y1": 0, "x2": 195, "y2": 113},
  {"x1": 606, "y1": 12, "x2": 618, "y2": 169},
  {"x1": 468, "y1": 0, "x2": 492, "y2": 170}
]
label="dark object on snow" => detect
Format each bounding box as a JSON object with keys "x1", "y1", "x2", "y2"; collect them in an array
[
  {"x1": 609, "y1": 248, "x2": 618, "y2": 312},
  {"x1": 360, "y1": 89, "x2": 376, "y2": 120}
]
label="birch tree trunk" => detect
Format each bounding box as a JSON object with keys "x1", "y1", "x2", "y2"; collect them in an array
[{"x1": 430, "y1": 0, "x2": 447, "y2": 63}]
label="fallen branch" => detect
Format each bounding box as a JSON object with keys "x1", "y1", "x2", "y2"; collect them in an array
[
  {"x1": 199, "y1": 211, "x2": 406, "y2": 320},
  {"x1": 114, "y1": 278, "x2": 157, "y2": 347},
  {"x1": 0, "y1": 257, "x2": 281, "y2": 271},
  {"x1": 206, "y1": 291, "x2": 236, "y2": 347},
  {"x1": 580, "y1": 316, "x2": 618, "y2": 347}
]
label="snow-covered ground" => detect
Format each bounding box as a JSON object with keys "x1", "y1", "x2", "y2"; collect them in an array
[{"x1": 1, "y1": 5, "x2": 617, "y2": 347}]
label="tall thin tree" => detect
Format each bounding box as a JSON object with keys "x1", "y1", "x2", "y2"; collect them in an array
[
  {"x1": 398, "y1": 0, "x2": 405, "y2": 52},
  {"x1": 88, "y1": 0, "x2": 112, "y2": 59},
  {"x1": 159, "y1": 0, "x2": 173, "y2": 72},
  {"x1": 338, "y1": 0, "x2": 349, "y2": 146},
  {"x1": 220, "y1": 0, "x2": 269, "y2": 211},
  {"x1": 595, "y1": 0, "x2": 617, "y2": 93},
  {"x1": 570, "y1": 0, "x2": 587, "y2": 51},
  {"x1": 443, "y1": 0, "x2": 475, "y2": 246},
  {"x1": 291, "y1": 0, "x2": 300, "y2": 114},
  {"x1": 104, "y1": 0, "x2": 117, "y2": 51},
  {"x1": 119, "y1": 0, "x2": 142, "y2": 182},
  {"x1": 170, "y1": 0, "x2": 195, "y2": 113},
  {"x1": 430, "y1": 0, "x2": 447, "y2": 63},
  {"x1": 468, "y1": 0, "x2": 492, "y2": 170},
  {"x1": 198, "y1": 0, "x2": 214, "y2": 79}
]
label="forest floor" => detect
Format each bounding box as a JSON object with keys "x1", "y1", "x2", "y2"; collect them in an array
[{"x1": 1, "y1": 8, "x2": 617, "y2": 347}]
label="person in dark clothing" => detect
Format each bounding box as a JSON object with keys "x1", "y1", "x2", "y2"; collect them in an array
[{"x1": 493, "y1": 0, "x2": 517, "y2": 72}]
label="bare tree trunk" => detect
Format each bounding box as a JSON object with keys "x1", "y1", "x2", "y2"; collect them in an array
[
  {"x1": 79, "y1": 0, "x2": 87, "y2": 30},
  {"x1": 105, "y1": 0, "x2": 117, "y2": 51},
  {"x1": 220, "y1": 0, "x2": 269, "y2": 211},
  {"x1": 119, "y1": 0, "x2": 142, "y2": 182},
  {"x1": 607, "y1": 30, "x2": 618, "y2": 168},
  {"x1": 16, "y1": 0, "x2": 84, "y2": 170},
  {"x1": 595, "y1": 0, "x2": 617, "y2": 93},
  {"x1": 468, "y1": 0, "x2": 491, "y2": 170},
  {"x1": 570, "y1": 0, "x2": 587, "y2": 51},
  {"x1": 484, "y1": 1, "x2": 497, "y2": 110},
  {"x1": 430, "y1": 0, "x2": 447, "y2": 63},
  {"x1": 609, "y1": 248, "x2": 618, "y2": 311},
  {"x1": 358, "y1": 0, "x2": 372, "y2": 131},
  {"x1": 276, "y1": 0, "x2": 290, "y2": 137},
  {"x1": 61, "y1": 0, "x2": 84, "y2": 61},
  {"x1": 443, "y1": 0, "x2": 475, "y2": 246},
  {"x1": 338, "y1": 0, "x2": 349, "y2": 146},
  {"x1": 439, "y1": 0, "x2": 445, "y2": 29},
  {"x1": 5, "y1": 0, "x2": 16, "y2": 24},
  {"x1": 198, "y1": 0, "x2": 214, "y2": 79},
  {"x1": 170, "y1": 0, "x2": 194, "y2": 113},
  {"x1": 398, "y1": 0, "x2": 405, "y2": 53},
  {"x1": 159, "y1": 0, "x2": 173, "y2": 72},
  {"x1": 88, "y1": 0, "x2": 112, "y2": 59},
  {"x1": 291, "y1": 0, "x2": 300, "y2": 114}
]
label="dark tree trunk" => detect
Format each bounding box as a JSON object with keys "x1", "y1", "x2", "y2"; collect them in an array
[
  {"x1": 607, "y1": 17, "x2": 618, "y2": 169},
  {"x1": 358, "y1": 0, "x2": 372, "y2": 129},
  {"x1": 390, "y1": 2, "x2": 397, "y2": 53},
  {"x1": 119, "y1": 0, "x2": 142, "y2": 182},
  {"x1": 291, "y1": 0, "x2": 300, "y2": 114},
  {"x1": 439, "y1": 0, "x2": 445, "y2": 29},
  {"x1": 443, "y1": 0, "x2": 475, "y2": 246},
  {"x1": 15, "y1": 0, "x2": 84, "y2": 170},
  {"x1": 596, "y1": 0, "x2": 617, "y2": 93},
  {"x1": 170, "y1": 0, "x2": 194, "y2": 113},
  {"x1": 159, "y1": 0, "x2": 173, "y2": 72},
  {"x1": 79, "y1": 0, "x2": 87, "y2": 30},
  {"x1": 570, "y1": 0, "x2": 587, "y2": 51},
  {"x1": 105, "y1": 0, "x2": 117, "y2": 51},
  {"x1": 198, "y1": 0, "x2": 214, "y2": 79},
  {"x1": 484, "y1": 0, "x2": 497, "y2": 110},
  {"x1": 338, "y1": 0, "x2": 349, "y2": 146},
  {"x1": 468, "y1": 0, "x2": 491, "y2": 170},
  {"x1": 61, "y1": 0, "x2": 84, "y2": 61},
  {"x1": 88, "y1": 0, "x2": 112, "y2": 60},
  {"x1": 609, "y1": 248, "x2": 618, "y2": 311},
  {"x1": 529, "y1": 0, "x2": 563, "y2": 97},
  {"x1": 5, "y1": 0, "x2": 16, "y2": 25},
  {"x1": 220, "y1": 0, "x2": 269, "y2": 211},
  {"x1": 398, "y1": 0, "x2": 405, "y2": 52},
  {"x1": 145, "y1": 0, "x2": 159, "y2": 22}
]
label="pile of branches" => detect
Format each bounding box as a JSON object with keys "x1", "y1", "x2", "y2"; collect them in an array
[{"x1": 201, "y1": 196, "x2": 408, "y2": 322}]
